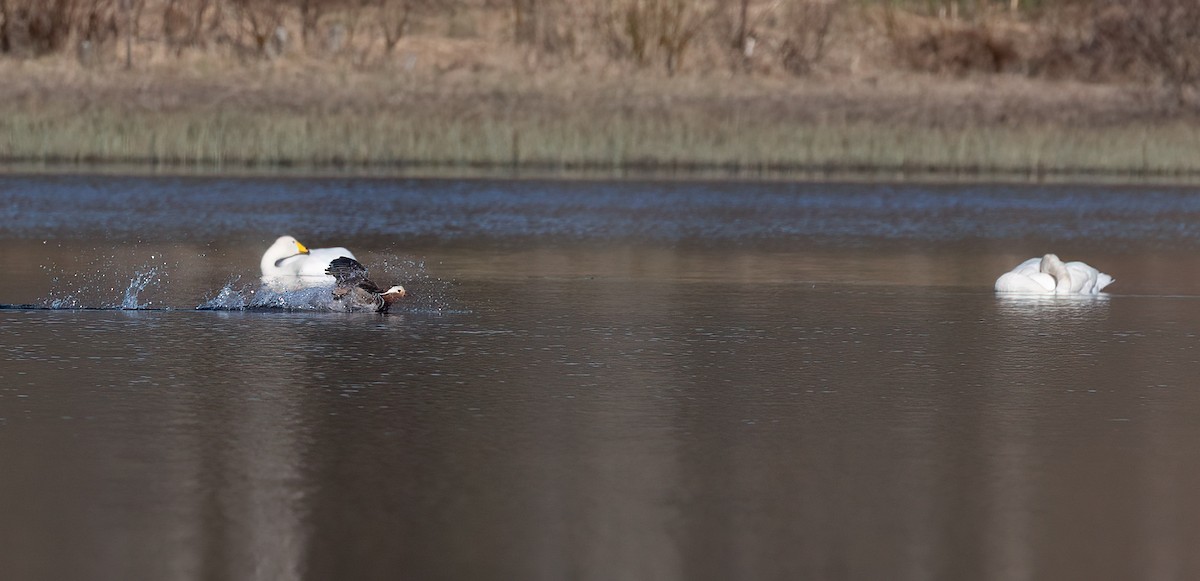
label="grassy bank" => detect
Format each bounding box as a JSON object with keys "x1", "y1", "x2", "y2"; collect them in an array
[
  {"x1": 3, "y1": 1, "x2": 1200, "y2": 180},
  {"x1": 4, "y1": 101, "x2": 1200, "y2": 179}
]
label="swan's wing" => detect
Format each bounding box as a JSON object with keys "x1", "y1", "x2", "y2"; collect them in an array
[
  {"x1": 1065, "y1": 262, "x2": 1102, "y2": 294},
  {"x1": 310, "y1": 247, "x2": 356, "y2": 261},
  {"x1": 995, "y1": 272, "x2": 1054, "y2": 293},
  {"x1": 295, "y1": 247, "x2": 357, "y2": 278},
  {"x1": 1010, "y1": 257, "x2": 1043, "y2": 276},
  {"x1": 1029, "y1": 272, "x2": 1057, "y2": 291},
  {"x1": 996, "y1": 257, "x2": 1055, "y2": 293}
]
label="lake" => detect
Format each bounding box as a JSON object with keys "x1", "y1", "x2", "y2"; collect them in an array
[{"x1": 3, "y1": 174, "x2": 1200, "y2": 580}]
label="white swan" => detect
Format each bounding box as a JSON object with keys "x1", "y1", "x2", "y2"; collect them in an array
[
  {"x1": 994, "y1": 254, "x2": 1113, "y2": 295},
  {"x1": 260, "y1": 235, "x2": 357, "y2": 290}
]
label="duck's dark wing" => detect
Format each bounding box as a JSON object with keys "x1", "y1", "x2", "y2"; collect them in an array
[
  {"x1": 356, "y1": 279, "x2": 384, "y2": 294},
  {"x1": 327, "y1": 256, "x2": 387, "y2": 294},
  {"x1": 325, "y1": 256, "x2": 370, "y2": 284}
]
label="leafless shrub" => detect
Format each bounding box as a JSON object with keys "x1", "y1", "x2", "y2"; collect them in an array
[
  {"x1": 658, "y1": 0, "x2": 711, "y2": 75},
  {"x1": 301, "y1": 0, "x2": 413, "y2": 57},
  {"x1": 730, "y1": 0, "x2": 749, "y2": 54},
  {"x1": 77, "y1": 0, "x2": 119, "y2": 45},
  {"x1": 374, "y1": 0, "x2": 411, "y2": 52},
  {"x1": 163, "y1": 0, "x2": 219, "y2": 56},
  {"x1": 369, "y1": 0, "x2": 451, "y2": 53},
  {"x1": 1024, "y1": 0, "x2": 1200, "y2": 105},
  {"x1": 510, "y1": 0, "x2": 572, "y2": 57},
  {"x1": 885, "y1": 0, "x2": 1200, "y2": 93},
  {"x1": 1140, "y1": 4, "x2": 1200, "y2": 102},
  {"x1": 885, "y1": 7, "x2": 1026, "y2": 75},
  {"x1": 73, "y1": 0, "x2": 119, "y2": 65},
  {"x1": 0, "y1": 0, "x2": 77, "y2": 56},
  {"x1": 512, "y1": 0, "x2": 535, "y2": 44},
  {"x1": 1097, "y1": 0, "x2": 1200, "y2": 100},
  {"x1": 230, "y1": 0, "x2": 286, "y2": 57},
  {"x1": 604, "y1": 0, "x2": 713, "y2": 75},
  {"x1": 713, "y1": 0, "x2": 764, "y2": 72},
  {"x1": 613, "y1": 0, "x2": 653, "y2": 65},
  {"x1": 323, "y1": 0, "x2": 368, "y2": 56},
  {"x1": 296, "y1": 0, "x2": 324, "y2": 48},
  {"x1": 778, "y1": 0, "x2": 839, "y2": 75}
]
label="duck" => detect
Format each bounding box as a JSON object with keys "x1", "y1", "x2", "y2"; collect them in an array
[
  {"x1": 325, "y1": 256, "x2": 407, "y2": 313},
  {"x1": 994, "y1": 254, "x2": 1114, "y2": 295},
  {"x1": 261, "y1": 235, "x2": 357, "y2": 290}
]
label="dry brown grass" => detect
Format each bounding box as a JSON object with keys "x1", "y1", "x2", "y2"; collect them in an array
[{"x1": 1, "y1": 1, "x2": 1198, "y2": 177}]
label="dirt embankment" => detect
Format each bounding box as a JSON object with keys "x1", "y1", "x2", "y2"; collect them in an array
[{"x1": 0, "y1": 1, "x2": 1197, "y2": 176}]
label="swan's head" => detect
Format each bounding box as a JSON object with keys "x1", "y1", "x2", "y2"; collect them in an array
[
  {"x1": 274, "y1": 235, "x2": 310, "y2": 256},
  {"x1": 1039, "y1": 253, "x2": 1072, "y2": 293},
  {"x1": 261, "y1": 235, "x2": 312, "y2": 274}
]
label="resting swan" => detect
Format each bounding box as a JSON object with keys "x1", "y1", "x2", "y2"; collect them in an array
[
  {"x1": 994, "y1": 254, "x2": 1114, "y2": 295},
  {"x1": 325, "y1": 257, "x2": 406, "y2": 313},
  {"x1": 261, "y1": 235, "x2": 357, "y2": 290}
]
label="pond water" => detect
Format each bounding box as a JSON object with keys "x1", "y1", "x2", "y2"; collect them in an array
[{"x1": 3, "y1": 174, "x2": 1200, "y2": 580}]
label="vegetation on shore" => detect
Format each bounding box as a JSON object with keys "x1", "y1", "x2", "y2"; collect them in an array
[
  {"x1": 2, "y1": 0, "x2": 1200, "y2": 179},
  {"x1": 6, "y1": 102, "x2": 1200, "y2": 179}
]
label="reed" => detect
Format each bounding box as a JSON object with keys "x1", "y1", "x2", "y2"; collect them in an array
[{"x1": 3, "y1": 104, "x2": 1199, "y2": 179}]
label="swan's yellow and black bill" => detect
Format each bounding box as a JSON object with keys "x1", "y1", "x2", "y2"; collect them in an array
[{"x1": 295, "y1": 241, "x2": 310, "y2": 254}]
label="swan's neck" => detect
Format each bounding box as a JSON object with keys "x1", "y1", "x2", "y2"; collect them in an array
[
  {"x1": 273, "y1": 253, "x2": 302, "y2": 268},
  {"x1": 1040, "y1": 254, "x2": 1072, "y2": 293}
]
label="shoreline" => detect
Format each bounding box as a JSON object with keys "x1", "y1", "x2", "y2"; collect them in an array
[
  {"x1": 3, "y1": 21, "x2": 1198, "y2": 185},
  {"x1": 4, "y1": 157, "x2": 1200, "y2": 187},
  {"x1": 4, "y1": 85, "x2": 1198, "y2": 184}
]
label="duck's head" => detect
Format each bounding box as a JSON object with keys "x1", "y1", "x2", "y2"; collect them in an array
[{"x1": 381, "y1": 285, "x2": 407, "y2": 303}]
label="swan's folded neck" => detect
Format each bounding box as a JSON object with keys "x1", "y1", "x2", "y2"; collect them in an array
[{"x1": 1039, "y1": 254, "x2": 1072, "y2": 293}]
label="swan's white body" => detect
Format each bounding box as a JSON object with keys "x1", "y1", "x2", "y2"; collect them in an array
[
  {"x1": 261, "y1": 235, "x2": 357, "y2": 290},
  {"x1": 994, "y1": 254, "x2": 1113, "y2": 295}
]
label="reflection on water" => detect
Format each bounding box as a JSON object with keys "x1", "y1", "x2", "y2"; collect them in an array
[
  {"x1": 3, "y1": 175, "x2": 1200, "y2": 580},
  {"x1": 4, "y1": 284, "x2": 1200, "y2": 580}
]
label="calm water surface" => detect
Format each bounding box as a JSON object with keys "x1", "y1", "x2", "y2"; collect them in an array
[{"x1": 3, "y1": 175, "x2": 1200, "y2": 580}]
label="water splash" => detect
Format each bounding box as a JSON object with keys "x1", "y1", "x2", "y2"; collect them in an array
[
  {"x1": 41, "y1": 265, "x2": 98, "y2": 309},
  {"x1": 47, "y1": 296, "x2": 84, "y2": 310},
  {"x1": 375, "y1": 256, "x2": 466, "y2": 314},
  {"x1": 41, "y1": 260, "x2": 169, "y2": 310},
  {"x1": 249, "y1": 286, "x2": 340, "y2": 311},
  {"x1": 198, "y1": 277, "x2": 249, "y2": 310},
  {"x1": 198, "y1": 278, "x2": 340, "y2": 312},
  {"x1": 197, "y1": 256, "x2": 466, "y2": 314},
  {"x1": 121, "y1": 266, "x2": 161, "y2": 310}
]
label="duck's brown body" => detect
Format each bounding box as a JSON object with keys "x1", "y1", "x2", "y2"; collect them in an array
[{"x1": 325, "y1": 257, "x2": 406, "y2": 313}]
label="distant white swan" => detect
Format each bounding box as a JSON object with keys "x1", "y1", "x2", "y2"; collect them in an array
[
  {"x1": 994, "y1": 254, "x2": 1114, "y2": 295},
  {"x1": 261, "y1": 235, "x2": 357, "y2": 290}
]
